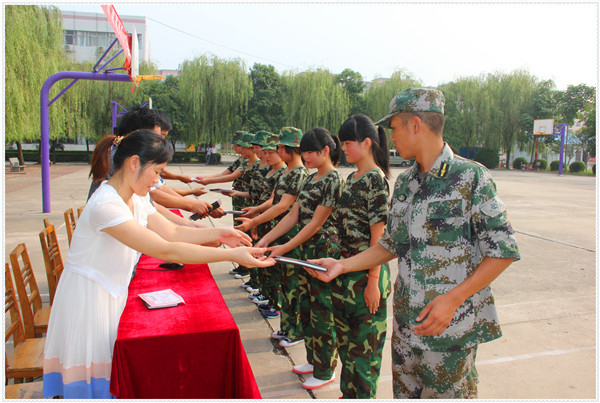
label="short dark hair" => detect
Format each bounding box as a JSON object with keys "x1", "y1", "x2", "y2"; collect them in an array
[
  {"x1": 400, "y1": 112, "x2": 445, "y2": 134},
  {"x1": 116, "y1": 107, "x2": 171, "y2": 135}
]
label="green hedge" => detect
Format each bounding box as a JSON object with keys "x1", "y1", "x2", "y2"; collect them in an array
[
  {"x1": 535, "y1": 158, "x2": 548, "y2": 170},
  {"x1": 473, "y1": 148, "x2": 499, "y2": 169},
  {"x1": 569, "y1": 161, "x2": 586, "y2": 173},
  {"x1": 5, "y1": 149, "x2": 220, "y2": 164},
  {"x1": 549, "y1": 160, "x2": 560, "y2": 171},
  {"x1": 512, "y1": 157, "x2": 528, "y2": 169}
]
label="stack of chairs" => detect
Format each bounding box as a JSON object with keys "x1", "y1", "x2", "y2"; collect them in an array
[{"x1": 4, "y1": 204, "x2": 84, "y2": 399}]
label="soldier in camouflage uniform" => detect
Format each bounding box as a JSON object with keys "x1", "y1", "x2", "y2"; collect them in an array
[
  {"x1": 194, "y1": 130, "x2": 246, "y2": 187},
  {"x1": 310, "y1": 88, "x2": 520, "y2": 398},
  {"x1": 260, "y1": 128, "x2": 344, "y2": 390},
  {"x1": 234, "y1": 131, "x2": 272, "y2": 296},
  {"x1": 332, "y1": 114, "x2": 392, "y2": 398},
  {"x1": 244, "y1": 128, "x2": 308, "y2": 343}
]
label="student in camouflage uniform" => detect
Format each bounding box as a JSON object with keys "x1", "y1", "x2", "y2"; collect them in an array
[
  {"x1": 239, "y1": 128, "x2": 308, "y2": 344},
  {"x1": 333, "y1": 114, "x2": 392, "y2": 399},
  {"x1": 233, "y1": 131, "x2": 272, "y2": 297},
  {"x1": 310, "y1": 88, "x2": 520, "y2": 398},
  {"x1": 195, "y1": 130, "x2": 250, "y2": 276},
  {"x1": 259, "y1": 128, "x2": 344, "y2": 390}
]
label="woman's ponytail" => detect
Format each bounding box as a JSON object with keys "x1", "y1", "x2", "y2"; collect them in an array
[
  {"x1": 89, "y1": 134, "x2": 117, "y2": 181},
  {"x1": 374, "y1": 125, "x2": 390, "y2": 179}
]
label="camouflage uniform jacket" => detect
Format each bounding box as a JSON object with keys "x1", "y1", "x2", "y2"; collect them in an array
[
  {"x1": 232, "y1": 158, "x2": 251, "y2": 191},
  {"x1": 379, "y1": 143, "x2": 520, "y2": 352},
  {"x1": 227, "y1": 157, "x2": 243, "y2": 175},
  {"x1": 337, "y1": 168, "x2": 389, "y2": 252},
  {"x1": 251, "y1": 164, "x2": 284, "y2": 206},
  {"x1": 272, "y1": 165, "x2": 309, "y2": 221},
  {"x1": 298, "y1": 169, "x2": 344, "y2": 237}
]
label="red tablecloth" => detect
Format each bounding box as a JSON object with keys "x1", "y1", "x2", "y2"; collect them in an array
[{"x1": 109, "y1": 254, "x2": 261, "y2": 399}]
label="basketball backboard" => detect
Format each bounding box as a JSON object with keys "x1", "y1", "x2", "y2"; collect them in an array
[{"x1": 533, "y1": 119, "x2": 555, "y2": 135}]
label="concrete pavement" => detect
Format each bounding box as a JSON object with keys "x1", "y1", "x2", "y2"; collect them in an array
[{"x1": 3, "y1": 158, "x2": 596, "y2": 399}]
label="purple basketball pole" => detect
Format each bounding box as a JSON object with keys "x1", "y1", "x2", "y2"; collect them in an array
[
  {"x1": 555, "y1": 124, "x2": 567, "y2": 176},
  {"x1": 40, "y1": 71, "x2": 131, "y2": 212}
]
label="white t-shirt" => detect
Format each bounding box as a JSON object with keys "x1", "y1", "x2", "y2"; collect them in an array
[{"x1": 66, "y1": 183, "x2": 157, "y2": 298}]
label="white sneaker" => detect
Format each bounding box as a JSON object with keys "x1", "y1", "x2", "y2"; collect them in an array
[
  {"x1": 302, "y1": 374, "x2": 335, "y2": 390},
  {"x1": 271, "y1": 330, "x2": 287, "y2": 340},
  {"x1": 279, "y1": 337, "x2": 304, "y2": 348},
  {"x1": 292, "y1": 363, "x2": 314, "y2": 375},
  {"x1": 248, "y1": 291, "x2": 260, "y2": 299}
]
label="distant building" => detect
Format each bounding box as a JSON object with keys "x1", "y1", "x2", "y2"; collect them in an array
[
  {"x1": 158, "y1": 69, "x2": 179, "y2": 77},
  {"x1": 60, "y1": 10, "x2": 149, "y2": 64},
  {"x1": 364, "y1": 78, "x2": 390, "y2": 90}
]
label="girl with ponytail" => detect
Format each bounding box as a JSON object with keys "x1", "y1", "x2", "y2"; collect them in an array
[
  {"x1": 43, "y1": 130, "x2": 274, "y2": 399},
  {"x1": 330, "y1": 114, "x2": 391, "y2": 398},
  {"x1": 257, "y1": 127, "x2": 344, "y2": 390}
]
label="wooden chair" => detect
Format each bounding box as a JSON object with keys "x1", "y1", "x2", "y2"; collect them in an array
[
  {"x1": 64, "y1": 208, "x2": 77, "y2": 246},
  {"x1": 5, "y1": 264, "x2": 45, "y2": 382},
  {"x1": 39, "y1": 224, "x2": 64, "y2": 305},
  {"x1": 77, "y1": 204, "x2": 85, "y2": 218},
  {"x1": 10, "y1": 243, "x2": 51, "y2": 338},
  {"x1": 4, "y1": 381, "x2": 44, "y2": 399},
  {"x1": 42, "y1": 218, "x2": 51, "y2": 228}
]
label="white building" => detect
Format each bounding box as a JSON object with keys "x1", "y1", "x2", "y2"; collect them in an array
[{"x1": 60, "y1": 10, "x2": 149, "y2": 64}]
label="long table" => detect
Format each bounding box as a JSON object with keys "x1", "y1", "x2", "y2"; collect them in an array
[{"x1": 109, "y1": 254, "x2": 261, "y2": 399}]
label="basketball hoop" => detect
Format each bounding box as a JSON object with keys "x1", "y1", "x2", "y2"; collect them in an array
[
  {"x1": 533, "y1": 119, "x2": 555, "y2": 135},
  {"x1": 130, "y1": 26, "x2": 164, "y2": 88}
]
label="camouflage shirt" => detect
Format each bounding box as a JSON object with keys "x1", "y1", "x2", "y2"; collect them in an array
[
  {"x1": 249, "y1": 163, "x2": 274, "y2": 205},
  {"x1": 227, "y1": 157, "x2": 243, "y2": 174},
  {"x1": 379, "y1": 143, "x2": 520, "y2": 352},
  {"x1": 232, "y1": 158, "x2": 250, "y2": 191},
  {"x1": 298, "y1": 169, "x2": 344, "y2": 237},
  {"x1": 272, "y1": 165, "x2": 309, "y2": 220},
  {"x1": 337, "y1": 168, "x2": 389, "y2": 252}
]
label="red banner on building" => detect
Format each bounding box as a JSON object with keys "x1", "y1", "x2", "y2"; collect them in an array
[{"x1": 101, "y1": 5, "x2": 132, "y2": 74}]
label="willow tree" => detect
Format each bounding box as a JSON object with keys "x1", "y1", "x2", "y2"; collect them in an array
[
  {"x1": 5, "y1": 5, "x2": 70, "y2": 163},
  {"x1": 440, "y1": 75, "x2": 492, "y2": 152},
  {"x1": 178, "y1": 55, "x2": 252, "y2": 144},
  {"x1": 363, "y1": 69, "x2": 422, "y2": 123},
  {"x1": 281, "y1": 68, "x2": 350, "y2": 133},
  {"x1": 486, "y1": 70, "x2": 536, "y2": 168}
]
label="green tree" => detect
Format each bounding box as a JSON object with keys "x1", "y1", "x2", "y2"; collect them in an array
[
  {"x1": 440, "y1": 75, "x2": 491, "y2": 152},
  {"x1": 5, "y1": 5, "x2": 70, "y2": 163},
  {"x1": 486, "y1": 70, "x2": 536, "y2": 168},
  {"x1": 363, "y1": 69, "x2": 422, "y2": 124},
  {"x1": 578, "y1": 106, "x2": 596, "y2": 157},
  {"x1": 179, "y1": 55, "x2": 253, "y2": 144},
  {"x1": 337, "y1": 68, "x2": 366, "y2": 116},
  {"x1": 555, "y1": 84, "x2": 596, "y2": 125},
  {"x1": 243, "y1": 63, "x2": 285, "y2": 133},
  {"x1": 281, "y1": 68, "x2": 350, "y2": 132}
]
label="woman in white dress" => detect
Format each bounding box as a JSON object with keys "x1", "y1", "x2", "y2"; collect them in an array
[{"x1": 43, "y1": 130, "x2": 274, "y2": 399}]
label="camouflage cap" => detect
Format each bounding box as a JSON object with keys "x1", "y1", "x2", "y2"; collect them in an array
[
  {"x1": 231, "y1": 130, "x2": 245, "y2": 145},
  {"x1": 277, "y1": 127, "x2": 303, "y2": 148},
  {"x1": 251, "y1": 130, "x2": 271, "y2": 147},
  {"x1": 237, "y1": 131, "x2": 255, "y2": 148},
  {"x1": 375, "y1": 88, "x2": 445, "y2": 126},
  {"x1": 262, "y1": 133, "x2": 280, "y2": 151}
]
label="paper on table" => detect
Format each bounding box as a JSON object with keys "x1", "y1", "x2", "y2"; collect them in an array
[{"x1": 139, "y1": 289, "x2": 185, "y2": 309}]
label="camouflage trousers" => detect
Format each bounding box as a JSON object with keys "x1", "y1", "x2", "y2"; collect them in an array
[
  {"x1": 301, "y1": 235, "x2": 340, "y2": 380},
  {"x1": 232, "y1": 196, "x2": 252, "y2": 276},
  {"x1": 253, "y1": 221, "x2": 278, "y2": 304},
  {"x1": 331, "y1": 263, "x2": 391, "y2": 399},
  {"x1": 391, "y1": 335, "x2": 479, "y2": 398},
  {"x1": 277, "y1": 225, "x2": 303, "y2": 339}
]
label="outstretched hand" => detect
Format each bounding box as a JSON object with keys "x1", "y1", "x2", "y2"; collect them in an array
[
  {"x1": 217, "y1": 228, "x2": 253, "y2": 248},
  {"x1": 234, "y1": 216, "x2": 252, "y2": 233},
  {"x1": 304, "y1": 258, "x2": 344, "y2": 283},
  {"x1": 232, "y1": 247, "x2": 276, "y2": 268}
]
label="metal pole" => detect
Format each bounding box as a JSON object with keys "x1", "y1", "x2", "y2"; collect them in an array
[
  {"x1": 558, "y1": 125, "x2": 566, "y2": 176},
  {"x1": 112, "y1": 101, "x2": 118, "y2": 135},
  {"x1": 40, "y1": 71, "x2": 131, "y2": 212}
]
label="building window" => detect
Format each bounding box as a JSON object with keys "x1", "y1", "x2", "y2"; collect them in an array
[{"x1": 65, "y1": 30, "x2": 73, "y2": 45}]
